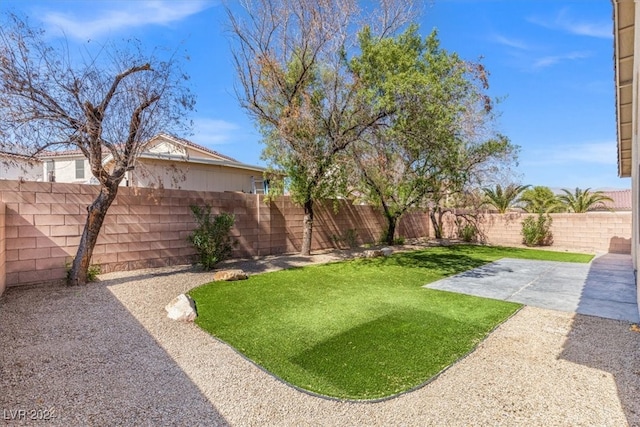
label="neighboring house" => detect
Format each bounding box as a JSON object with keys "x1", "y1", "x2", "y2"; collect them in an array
[
  {"x1": 599, "y1": 189, "x2": 632, "y2": 211},
  {"x1": 613, "y1": 1, "x2": 639, "y2": 305},
  {"x1": 0, "y1": 151, "x2": 43, "y2": 181},
  {"x1": 35, "y1": 133, "x2": 268, "y2": 193},
  {"x1": 37, "y1": 149, "x2": 90, "y2": 184}
]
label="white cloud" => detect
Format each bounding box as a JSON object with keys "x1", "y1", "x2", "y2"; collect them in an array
[
  {"x1": 490, "y1": 32, "x2": 590, "y2": 71},
  {"x1": 528, "y1": 8, "x2": 612, "y2": 39},
  {"x1": 532, "y1": 51, "x2": 590, "y2": 69},
  {"x1": 490, "y1": 34, "x2": 530, "y2": 51},
  {"x1": 41, "y1": 0, "x2": 214, "y2": 40}
]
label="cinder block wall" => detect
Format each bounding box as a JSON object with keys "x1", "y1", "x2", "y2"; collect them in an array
[
  {"x1": 0, "y1": 179, "x2": 631, "y2": 289},
  {"x1": 441, "y1": 211, "x2": 632, "y2": 254},
  {"x1": 0, "y1": 199, "x2": 6, "y2": 295},
  {"x1": 0, "y1": 181, "x2": 429, "y2": 288}
]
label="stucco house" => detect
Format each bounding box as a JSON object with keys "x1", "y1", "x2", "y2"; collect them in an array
[
  {"x1": 0, "y1": 151, "x2": 43, "y2": 182},
  {"x1": 613, "y1": 0, "x2": 639, "y2": 309},
  {"x1": 6, "y1": 133, "x2": 268, "y2": 193}
]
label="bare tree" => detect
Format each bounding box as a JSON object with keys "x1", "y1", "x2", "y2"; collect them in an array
[
  {"x1": 0, "y1": 13, "x2": 194, "y2": 285},
  {"x1": 226, "y1": 0, "x2": 414, "y2": 255}
]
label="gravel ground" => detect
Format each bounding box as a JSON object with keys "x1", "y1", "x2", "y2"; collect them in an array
[{"x1": 1, "y1": 247, "x2": 640, "y2": 426}]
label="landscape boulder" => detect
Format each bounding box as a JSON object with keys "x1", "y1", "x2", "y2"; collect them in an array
[
  {"x1": 362, "y1": 248, "x2": 393, "y2": 258},
  {"x1": 165, "y1": 294, "x2": 197, "y2": 322},
  {"x1": 213, "y1": 269, "x2": 248, "y2": 281},
  {"x1": 363, "y1": 249, "x2": 383, "y2": 258}
]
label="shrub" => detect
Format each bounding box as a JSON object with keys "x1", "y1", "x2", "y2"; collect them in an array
[
  {"x1": 459, "y1": 223, "x2": 477, "y2": 243},
  {"x1": 66, "y1": 263, "x2": 101, "y2": 282},
  {"x1": 188, "y1": 205, "x2": 236, "y2": 270},
  {"x1": 343, "y1": 229, "x2": 359, "y2": 248},
  {"x1": 331, "y1": 229, "x2": 359, "y2": 249},
  {"x1": 521, "y1": 213, "x2": 553, "y2": 246},
  {"x1": 378, "y1": 230, "x2": 405, "y2": 246}
]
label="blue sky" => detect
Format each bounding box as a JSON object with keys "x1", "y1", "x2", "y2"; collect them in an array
[{"x1": 1, "y1": 0, "x2": 628, "y2": 190}]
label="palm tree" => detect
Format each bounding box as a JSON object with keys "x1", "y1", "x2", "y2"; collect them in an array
[
  {"x1": 519, "y1": 186, "x2": 564, "y2": 214},
  {"x1": 482, "y1": 184, "x2": 530, "y2": 213},
  {"x1": 559, "y1": 187, "x2": 614, "y2": 213}
]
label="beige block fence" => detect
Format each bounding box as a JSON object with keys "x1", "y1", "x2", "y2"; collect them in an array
[
  {"x1": 0, "y1": 199, "x2": 5, "y2": 295},
  {"x1": 441, "y1": 211, "x2": 631, "y2": 254},
  {"x1": 0, "y1": 180, "x2": 632, "y2": 292}
]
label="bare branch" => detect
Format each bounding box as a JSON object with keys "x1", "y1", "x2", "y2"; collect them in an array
[{"x1": 0, "y1": 12, "x2": 194, "y2": 284}]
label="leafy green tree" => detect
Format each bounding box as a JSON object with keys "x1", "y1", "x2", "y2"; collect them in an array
[
  {"x1": 429, "y1": 187, "x2": 487, "y2": 241},
  {"x1": 483, "y1": 184, "x2": 530, "y2": 213},
  {"x1": 558, "y1": 187, "x2": 613, "y2": 213},
  {"x1": 227, "y1": 0, "x2": 413, "y2": 255},
  {"x1": 351, "y1": 26, "x2": 517, "y2": 244},
  {"x1": 519, "y1": 186, "x2": 563, "y2": 214}
]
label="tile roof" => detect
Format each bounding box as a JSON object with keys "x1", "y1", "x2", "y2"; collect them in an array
[
  {"x1": 38, "y1": 149, "x2": 84, "y2": 157},
  {"x1": 0, "y1": 150, "x2": 40, "y2": 161},
  {"x1": 599, "y1": 189, "x2": 632, "y2": 211}
]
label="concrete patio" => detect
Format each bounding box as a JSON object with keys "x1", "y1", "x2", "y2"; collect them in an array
[{"x1": 426, "y1": 253, "x2": 639, "y2": 323}]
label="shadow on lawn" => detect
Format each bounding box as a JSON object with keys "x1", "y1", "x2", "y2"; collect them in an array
[
  {"x1": 366, "y1": 249, "x2": 489, "y2": 278},
  {"x1": 291, "y1": 309, "x2": 467, "y2": 400}
]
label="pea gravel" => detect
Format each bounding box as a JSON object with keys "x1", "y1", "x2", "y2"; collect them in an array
[{"x1": 1, "y1": 250, "x2": 639, "y2": 426}]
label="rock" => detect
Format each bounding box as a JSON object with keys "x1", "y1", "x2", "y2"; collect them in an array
[
  {"x1": 165, "y1": 294, "x2": 197, "y2": 322},
  {"x1": 213, "y1": 269, "x2": 248, "y2": 281},
  {"x1": 363, "y1": 249, "x2": 383, "y2": 258},
  {"x1": 362, "y1": 248, "x2": 393, "y2": 258}
]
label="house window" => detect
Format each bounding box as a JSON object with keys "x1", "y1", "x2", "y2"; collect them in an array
[
  {"x1": 46, "y1": 160, "x2": 55, "y2": 182},
  {"x1": 75, "y1": 159, "x2": 85, "y2": 179}
]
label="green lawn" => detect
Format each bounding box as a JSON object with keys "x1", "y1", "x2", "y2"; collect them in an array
[{"x1": 190, "y1": 245, "x2": 593, "y2": 400}]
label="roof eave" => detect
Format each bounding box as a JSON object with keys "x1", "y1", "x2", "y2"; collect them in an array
[
  {"x1": 138, "y1": 152, "x2": 267, "y2": 173},
  {"x1": 614, "y1": 0, "x2": 634, "y2": 178}
]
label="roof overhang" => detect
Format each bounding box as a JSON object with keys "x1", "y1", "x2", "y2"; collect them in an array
[
  {"x1": 138, "y1": 152, "x2": 267, "y2": 173},
  {"x1": 614, "y1": 0, "x2": 635, "y2": 178}
]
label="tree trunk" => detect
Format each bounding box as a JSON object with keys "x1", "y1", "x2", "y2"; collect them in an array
[
  {"x1": 385, "y1": 215, "x2": 397, "y2": 246},
  {"x1": 301, "y1": 198, "x2": 314, "y2": 256},
  {"x1": 430, "y1": 208, "x2": 443, "y2": 239},
  {"x1": 68, "y1": 183, "x2": 119, "y2": 285}
]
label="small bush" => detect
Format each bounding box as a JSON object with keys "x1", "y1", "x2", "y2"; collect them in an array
[
  {"x1": 343, "y1": 229, "x2": 358, "y2": 248},
  {"x1": 188, "y1": 205, "x2": 236, "y2": 270},
  {"x1": 66, "y1": 263, "x2": 101, "y2": 283},
  {"x1": 521, "y1": 213, "x2": 553, "y2": 246},
  {"x1": 87, "y1": 264, "x2": 101, "y2": 281},
  {"x1": 379, "y1": 230, "x2": 405, "y2": 246},
  {"x1": 459, "y1": 223, "x2": 477, "y2": 243},
  {"x1": 331, "y1": 229, "x2": 359, "y2": 249}
]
